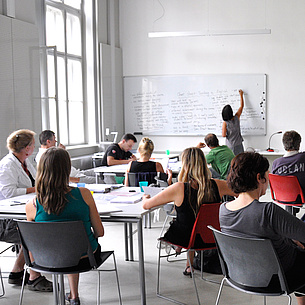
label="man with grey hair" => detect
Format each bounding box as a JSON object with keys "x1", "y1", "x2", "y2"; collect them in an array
[{"x1": 272, "y1": 130, "x2": 305, "y2": 213}]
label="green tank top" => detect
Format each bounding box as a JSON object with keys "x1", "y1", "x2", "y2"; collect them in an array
[{"x1": 35, "y1": 187, "x2": 98, "y2": 252}]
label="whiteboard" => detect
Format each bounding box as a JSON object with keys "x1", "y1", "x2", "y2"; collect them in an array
[{"x1": 124, "y1": 74, "x2": 266, "y2": 136}]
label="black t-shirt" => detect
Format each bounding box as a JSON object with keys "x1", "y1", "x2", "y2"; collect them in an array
[{"x1": 101, "y1": 143, "x2": 132, "y2": 166}]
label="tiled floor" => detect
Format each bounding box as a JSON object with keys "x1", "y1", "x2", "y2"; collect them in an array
[{"x1": 0, "y1": 189, "x2": 301, "y2": 304}]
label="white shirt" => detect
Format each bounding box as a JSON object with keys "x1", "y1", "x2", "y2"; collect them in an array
[
  {"x1": 35, "y1": 147, "x2": 95, "y2": 183},
  {"x1": 0, "y1": 152, "x2": 36, "y2": 200}
]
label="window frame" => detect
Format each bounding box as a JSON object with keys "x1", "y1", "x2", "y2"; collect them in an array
[{"x1": 43, "y1": 0, "x2": 87, "y2": 146}]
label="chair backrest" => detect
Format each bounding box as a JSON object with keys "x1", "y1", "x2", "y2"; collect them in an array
[
  {"x1": 127, "y1": 172, "x2": 157, "y2": 186},
  {"x1": 187, "y1": 202, "x2": 221, "y2": 249},
  {"x1": 209, "y1": 226, "x2": 289, "y2": 292},
  {"x1": 17, "y1": 220, "x2": 96, "y2": 269},
  {"x1": 269, "y1": 173, "x2": 305, "y2": 205}
]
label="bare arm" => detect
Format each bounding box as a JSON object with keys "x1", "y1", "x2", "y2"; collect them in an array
[
  {"x1": 107, "y1": 156, "x2": 133, "y2": 166},
  {"x1": 142, "y1": 182, "x2": 184, "y2": 210},
  {"x1": 124, "y1": 161, "x2": 132, "y2": 186},
  {"x1": 222, "y1": 121, "x2": 227, "y2": 137},
  {"x1": 26, "y1": 187, "x2": 36, "y2": 194},
  {"x1": 26, "y1": 197, "x2": 36, "y2": 221},
  {"x1": 196, "y1": 142, "x2": 206, "y2": 149},
  {"x1": 235, "y1": 89, "x2": 244, "y2": 119},
  {"x1": 156, "y1": 162, "x2": 164, "y2": 173},
  {"x1": 80, "y1": 187, "x2": 104, "y2": 238},
  {"x1": 213, "y1": 179, "x2": 237, "y2": 199}
]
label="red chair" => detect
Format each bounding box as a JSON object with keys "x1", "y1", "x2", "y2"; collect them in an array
[
  {"x1": 157, "y1": 202, "x2": 221, "y2": 305},
  {"x1": 269, "y1": 173, "x2": 305, "y2": 215}
]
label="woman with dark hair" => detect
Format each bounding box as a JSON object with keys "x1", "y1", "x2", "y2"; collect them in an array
[
  {"x1": 143, "y1": 147, "x2": 235, "y2": 276},
  {"x1": 26, "y1": 147, "x2": 104, "y2": 305},
  {"x1": 221, "y1": 89, "x2": 244, "y2": 155},
  {"x1": 220, "y1": 152, "x2": 305, "y2": 305}
]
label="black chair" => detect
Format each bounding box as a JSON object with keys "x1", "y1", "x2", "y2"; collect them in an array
[
  {"x1": 127, "y1": 171, "x2": 168, "y2": 228},
  {"x1": 127, "y1": 172, "x2": 158, "y2": 187},
  {"x1": 209, "y1": 226, "x2": 305, "y2": 305},
  {"x1": 16, "y1": 220, "x2": 122, "y2": 305}
]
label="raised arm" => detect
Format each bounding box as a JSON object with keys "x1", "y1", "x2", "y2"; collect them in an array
[
  {"x1": 222, "y1": 121, "x2": 227, "y2": 137},
  {"x1": 213, "y1": 179, "x2": 237, "y2": 199},
  {"x1": 235, "y1": 89, "x2": 244, "y2": 119}
]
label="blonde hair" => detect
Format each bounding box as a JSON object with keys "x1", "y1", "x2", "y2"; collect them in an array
[
  {"x1": 138, "y1": 137, "x2": 154, "y2": 157},
  {"x1": 178, "y1": 147, "x2": 213, "y2": 213},
  {"x1": 36, "y1": 147, "x2": 71, "y2": 215},
  {"x1": 7, "y1": 129, "x2": 35, "y2": 153}
]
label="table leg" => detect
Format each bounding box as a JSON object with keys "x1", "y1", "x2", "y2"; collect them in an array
[
  {"x1": 128, "y1": 223, "x2": 134, "y2": 261},
  {"x1": 137, "y1": 218, "x2": 146, "y2": 305},
  {"x1": 124, "y1": 223, "x2": 129, "y2": 261}
]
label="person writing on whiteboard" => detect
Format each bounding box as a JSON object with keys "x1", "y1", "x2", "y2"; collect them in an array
[
  {"x1": 221, "y1": 89, "x2": 244, "y2": 155},
  {"x1": 101, "y1": 133, "x2": 137, "y2": 166},
  {"x1": 124, "y1": 137, "x2": 172, "y2": 186}
]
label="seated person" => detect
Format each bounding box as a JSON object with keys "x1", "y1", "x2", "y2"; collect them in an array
[
  {"x1": 36, "y1": 130, "x2": 96, "y2": 184},
  {"x1": 220, "y1": 152, "x2": 305, "y2": 305},
  {"x1": 101, "y1": 133, "x2": 137, "y2": 166},
  {"x1": 143, "y1": 147, "x2": 235, "y2": 276},
  {"x1": 272, "y1": 130, "x2": 305, "y2": 213},
  {"x1": 0, "y1": 129, "x2": 52, "y2": 291},
  {"x1": 197, "y1": 133, "x2": 234, "y2": 179},
  {"x1": 26, "y1": 147, "x2": 104, "y2": 305},
  {"x1": 125, "y1": 137, "x2": 172, "y2": 186},
  {"x1": 272, "y1": 130, "x2": 305, "y2": 190}
]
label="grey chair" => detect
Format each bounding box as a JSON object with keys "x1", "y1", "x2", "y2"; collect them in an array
[
  {"x1": 209, "y1": 226, "x2": 305, "y2": 305},
  {"x1": 0, "y1": 265, "x2": 4, "y2": 297},
  {"x1": 16, "y1": 220, "x2": 122, "y2": 305}
]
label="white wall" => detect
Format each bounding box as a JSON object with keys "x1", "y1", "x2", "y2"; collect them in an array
[
  {"x1": 0, "y1": 1, "x2": 41, "y2": 159},
  {"x1": 119, "y1": 0, "x2": 305, "y2": 153}
]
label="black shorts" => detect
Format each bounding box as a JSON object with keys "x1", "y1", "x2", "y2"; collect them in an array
[{"x1": 0, "y1": 219, "x2": 20, "y2": 244}]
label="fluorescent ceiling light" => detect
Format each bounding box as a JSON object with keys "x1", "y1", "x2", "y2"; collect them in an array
[{"x1": 148, "y1": 29, "x2": 271, "y2": 38}]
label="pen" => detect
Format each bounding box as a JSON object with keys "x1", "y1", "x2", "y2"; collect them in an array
[{"x1": 10, "y1": 202, "x2": 26, "y2": 206}]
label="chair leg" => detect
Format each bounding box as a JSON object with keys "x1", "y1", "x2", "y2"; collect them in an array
[
  {"x1": 160, "y1": 215, "x2": 169, "y2": 237},
  {"x1": 52, "y1": 274, "x2": 60, "y2": 305},
  {"x1": 96, "y1": 252, "x2": 122, "y2": 305},
  {"x1": 59, "y1": 274, "x2": 65, "y2": 305},
  {"x1": 0, "y1": 266, "x2": 4, "y2": 298},
  {"x1": 156, "y1": 241, "x2": 188, "y2": 305},
  {"x1": 187, "y1": 251, "x2": 201, "y2": 305},
  {"x1": 112, "y1": 253, "x2": 122, "y2": 305},
  {"x1": 18, "y1": 268, "x2": 29, "y2": 305},
  {"x1": 97, "y1": 270, "x2": 100, "y2": 305},
  {"x1": 215, "y1": 277, "x2": 226, "y2": 305}
]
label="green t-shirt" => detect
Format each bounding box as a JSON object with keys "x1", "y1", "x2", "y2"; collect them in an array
[{"x1": 205, "y1": 145, "x2": 235, "y2": 179}]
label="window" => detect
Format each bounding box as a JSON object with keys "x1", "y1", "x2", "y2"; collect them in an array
[{"x1": 43, "y1": 0, "x2": 85, "y2": 145}]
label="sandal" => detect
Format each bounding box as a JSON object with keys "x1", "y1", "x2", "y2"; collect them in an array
[
  {"x1": 28, "y1": 275, "x2": 53, "y2": 292},
  {"x1": 8, "y1": 270, "x2": 29, "y2": 286},
  {"x1": 183, "y1": 266, "x2": 193, "y2": 278},
  {"x1": 65, "y1": 292, "x2": 81, "y2": 305}
]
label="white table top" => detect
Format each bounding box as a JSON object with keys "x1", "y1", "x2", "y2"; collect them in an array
[
  {"x1": 94, "y1": 160, "x2": 181, "y2": 174},
  {"x1": 0, "y1": 186, "x2": 149, "y2": 219},
  {"x1": 93, "y1": 152, "x2": 180, "y2": 160}
]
